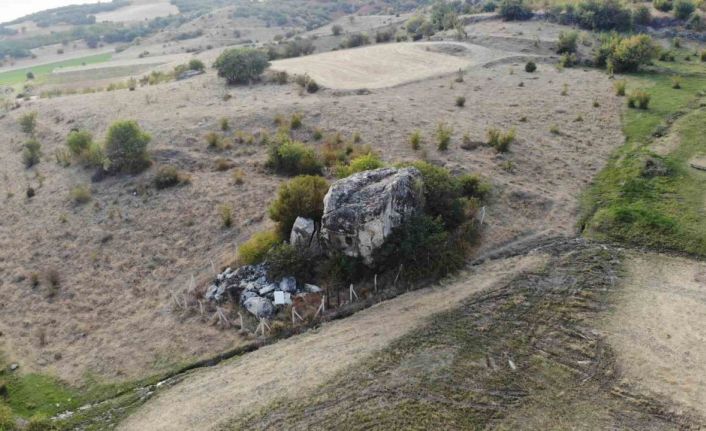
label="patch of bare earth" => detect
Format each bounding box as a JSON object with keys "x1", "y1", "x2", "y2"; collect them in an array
[
  {"x1": 118, "y1": 254, "x2": 547, "y2": 431},
  {"x1": 604, "y1": 252, "x2": 706, "y2": 418}
]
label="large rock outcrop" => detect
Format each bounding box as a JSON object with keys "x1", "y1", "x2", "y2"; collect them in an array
[{"x1": 320, "y1": 167, "x2": 423, "y2": 265}]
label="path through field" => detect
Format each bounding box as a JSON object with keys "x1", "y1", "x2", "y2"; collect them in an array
[{"x1": 118, "y1": 254, "x2": 547, "y2": 431}]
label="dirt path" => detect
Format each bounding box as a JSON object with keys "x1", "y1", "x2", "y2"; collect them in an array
[
  {"x1": 118, "y1": 254, "x2": 547, "y2": 431},
  {"x1": 603, "y1": 252, "x2": 706, "y2": 418}
]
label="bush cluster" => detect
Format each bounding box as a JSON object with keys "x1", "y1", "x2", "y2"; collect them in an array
[
  {"x1": 104, "y1": 120, "x2": 151, "y2": 173},
  {"x1": 22, "y1": 138, "x2": 41, "y2": 168},
  {"x1": 525, "y1": 61, "x2": 537, "y2": 72},
  {"x1": 498, "y1": 0, "x2": 533, "y2": 20},
  {"x1": 557, "y1": 30, "x2": 578, "y2": 53},
  {"x1": 214, "y1": 48, "x2": 270, "y2": 85},
  {"x1": 238, "y1": 230, "x2": 281, "y2": 265},
  {"x1": 486, "y1": 127, "x2": 516, "y2": 152},
  {"x1": 154, "y1": 165, "x2": 190, "y2": 189},
  {"x1": 266, "y1": 133, "x2": 323, "y2": 176},
  {"x1": 594, "y1": 33, "x2": 658, "y2": 73},
  {"x1": 335, "y1": 152, "x2": 384, "y2": 178},
  {"x1": 19, "y1": 111, "x2": 37, "y2": 135},
  {"x1": 628, "y1": 90, "x2": 651, "y2": 109},
  {"x1": 268, "y1": 175, "x2": 329, "y2": 237},
  {"x1": 673, "y1": 0, "x2": 695, "y2": 19}
]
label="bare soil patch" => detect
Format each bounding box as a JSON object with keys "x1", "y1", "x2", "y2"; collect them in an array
[{"x1": 604, "y1": 252, "x2": 706, "y2": 418}]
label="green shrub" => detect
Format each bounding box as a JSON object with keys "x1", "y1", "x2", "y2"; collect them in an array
[
  {"x1": 576, "y1": 0, "x2": 632, "y2": 31},
  {"x1": 104, "y1": 120, "x2": 151, "y2": 173},
  {"x1": 654, "y1": 0, "x2": 673, "y2": 11},
  {"x1": 219, "y1": 204, "x2": 233, "y2": 228},
  {"x1": 404, "y1": 161, "x2": 464, "y2": 228},
  {"x1": 290, "y1": 113, "x2": 303, "y2": 129},
  {"x1": 26, "y1": 414, "x2": 55, "y2": 431},
  {"x1": 219, "y1": 118, "x2": 230, "y2": 131},
  {"x1": 266, "y1": 243, "x2": 315, "y2": 280},
  {"x1": 80, "y1": 141, "x2": 106, "y2": 168},
  {"x1": 331, "y1": 24, "x2": 343, "y2": 36},
  {"x1": 525, "y1": 60, "x2": 537, "y2": 72},
  {"x1": 559, "y1": 53, "x2": 577, "y2": 68},
  {"x1": 19, "y1": 111, "x2": 37, "y2": 134},
  {"x1": 659, "y1": 50, "x2": 676, "y2": 61},
  {"x1": 269, "y1": 175, "x2": 329, "y2": 236},
  {"x1": 189, "y1": 58, "x2": 205, "y2": 71},
  {"x1": 557, "y1": 30, "x2": 578, "y2": 53},
  {"x1": 66, "y1": 130, "x2": 93, "y2": 155},
  {"x1": 614, "y1": 80, "x2": 626, "y2": 96},
  {"x1": 674, "y1": 0, "x2": 695, "y2": 18},
  {"x1": 701, "y1": 51, "x2": 706, "y2": 62},
  {"x1": 498, "y1": 0, "x2": 533, "y2": 20},
  {"x1": 373, "y1": 214, "x2": 464, "y2": 280},
  {"x1": 238, "y1": 229, "x2": 281, "y2": 265},
  {"x1": 596, "y1": 34, "x2": 658, "y2": 73},
  {"x1": 213, "y1": 48, "x2": 270, "y2": 85},
  {"x1": 459, "y1": 174, "x2": 491, "y2": 201},
  {"x1": 205, "y1": 132, "x2": 223, "y2": 149},
  {"x1": 69, "y1": 184, "x2": 91, "y2": 204},
  {"x1": 22, "y1": 138, "x2": 41, "y2": 168},
  {"x1": 633, "y1": 5, "x2": 652, "y2": 25},
  {"x1": 336, "y1": 153, "x2": 384, "y2": 178},
  {"x1": 341, "y1": 32, "x2": 370, "y2": 48},
  {"x1": 266, "y1": 135, "x2": 323, "y2": 176},
  {"x1": 409, "y1": 130, "x2": 422, "y2": 150},
  {"x1": 306, "y1": 79, "x2": 319, "y2": 93},
  {"x1": 486, "y1": 127, "x2": 515, "y2": 152},
  {"x1": 455, "y1": 96, "x2": 466, "y2": 107},
  {"x1": 0, "y1": 404, "x2": 15, "y2": 431},
  {"x1": 154, "y1": 165, "x2": 189, "y2": 189},
  {"x1": 671, "y1": 76, "x2": 682, "y2": 89},
  {"x1": 627, "y1": 89, "x2": 650, "y2": 109},
  {"x1": 436, "y1": 122, "x2": 453, "y2": 151}
]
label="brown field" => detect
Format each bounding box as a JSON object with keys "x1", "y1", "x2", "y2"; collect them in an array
[{"x1": 271, "y1": 41, "x2": 511, "y2": 90}]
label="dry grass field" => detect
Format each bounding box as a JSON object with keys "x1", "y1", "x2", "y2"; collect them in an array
[
  {"x1": 271, "y1": 42, "x2": 508, "y2": 89},
  {"x1": 0, "y1": 27, "x2": 624, "y2": 386},
  {"x1": 3, "y1": 2, "x2": 705, "y2": 428}
]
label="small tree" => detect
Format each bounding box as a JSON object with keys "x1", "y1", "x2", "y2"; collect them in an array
[
  {"x1": 332, "y1": 24, "x2": 343, "y2": 36},
  {"x1": 269, "y1": 175, "x2": 329, "y2": 237},
  {"x1": 104, "y1": 120, "x2": 151, "y2": 173},
  {"x1": 213, "y1": 48, "x2": 270, "y2": 85},
  {"x1": 610, "y1": 34, "x2": 658, "y2": 72}
]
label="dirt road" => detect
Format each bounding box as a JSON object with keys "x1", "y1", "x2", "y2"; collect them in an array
[{"x1": 118, "y1": 254, "x2": 547, "y2": 431}]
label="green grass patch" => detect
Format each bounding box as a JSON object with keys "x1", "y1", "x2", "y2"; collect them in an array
[
  {"x1": 581, "y1": 58, "x2": 706, "y2": 255},
  {"x1": 0, "y1": 53, "x2": 112, "y2": 87}
]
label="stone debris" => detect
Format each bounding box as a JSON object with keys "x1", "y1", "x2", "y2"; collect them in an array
[{"x1": 206, "y1": 263, "x2": 321, "y2": 319}]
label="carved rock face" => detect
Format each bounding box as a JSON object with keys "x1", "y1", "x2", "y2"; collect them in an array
[{"x1": 320, "y1": 167, "x2": 423, "y2": 266}]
